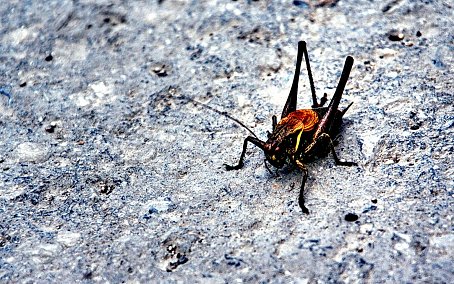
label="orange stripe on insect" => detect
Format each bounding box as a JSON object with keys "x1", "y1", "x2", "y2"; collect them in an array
[{"x1": 286, "y1": 109, "x2": 319, "y2": 131}]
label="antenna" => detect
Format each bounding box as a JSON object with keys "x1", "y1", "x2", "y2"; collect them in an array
[{"x1": 181, "y1": 95, "x2": 259, "y2": 139}]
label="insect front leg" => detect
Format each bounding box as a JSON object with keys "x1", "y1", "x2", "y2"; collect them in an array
[
  {"x1": 294, "y1": 159, "x2": 310, "y2": 214},
  {"x1": 304, "y1": 133, "x2": 357, "y2": 166},
  {"x1": 224, "y1": 136, "x2": 266, "y2": 171}
]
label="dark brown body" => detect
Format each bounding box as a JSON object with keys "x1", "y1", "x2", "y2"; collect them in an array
[
  {"x1": 264, "y1": 106, "x2": 346, "y2": 168},
  {"x1": 225, "y1": 41, "x2": 356, "y2": 214}
]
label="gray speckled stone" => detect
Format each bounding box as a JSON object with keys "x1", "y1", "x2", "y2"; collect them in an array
[{"x1": 0, "y1": 0, "x2": 452, "y2": 283}]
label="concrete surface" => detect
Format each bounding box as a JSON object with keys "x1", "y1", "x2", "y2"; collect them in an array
[{"x1": 0, "y1": 0, "x2": 453, "y2": 282}]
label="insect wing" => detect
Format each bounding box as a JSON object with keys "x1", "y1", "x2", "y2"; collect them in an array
[{"x1": 270, "y1": 110, "x2": 319, "y2": 145}]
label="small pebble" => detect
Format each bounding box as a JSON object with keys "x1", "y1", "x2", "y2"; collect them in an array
[
  {"x1": 345, "y1": 213, "x2": 359, "y2": 222},
  {"x1": 151, "y1": 64, "x2": 169, "y2": 77},
  {"x1": 45, "y1": 122, "x2": 57, "y2": 133},
  {"x1": 388, "y1": 32, "x2": 404, "y2": 41}
]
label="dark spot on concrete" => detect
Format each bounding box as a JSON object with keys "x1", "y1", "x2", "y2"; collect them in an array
[
  {"x1": 225, "y1": 254, "x2": 243, "y2": 267},
  {"x1": 83, "y1": 271, "x2": 93, "y2": 279},
  {"x1": 382, "y1": 0, "x2": 399, "y2": 13},
  {"x1": 432, "y1": 58, "x2": 445, "y2": 68},
  {"x1": 167, "y1": 253, "x2": 189, "y2": 271},
  {"x1": 344, "y1": 213, "x2": 359, "y2": 222},
  {"x1": 362, "y1": 205, "x2": 377, "y2": 213},
  {"x1": 19, "y1": 82, "x2": 27, "y2": 87},
  {"x1": 149, "y1": 207, "x2": 159, "y2": 214},
  {"x1": 416, "y1": 31, "x2": 422, "y2": 37},
  {"x1": 45, "y1": 55, "x2": 53, "y2": 61},
  {"x1": 45, "y1": 124, "x2": 56, "y2": 133},
  {"x1": 178, "y1": 254, "x2": 188, "y2": 264},
  {"x1": 152, "y1": 64, "x2": 169, "y2": 77},
  {"x1": 293, "y1": 0, "x2": 309, "y2": 8},
  {"x1": 388, "y1": 32, "x2": 404, "y2": 41},
  {"x1": 315, "y1": 0, "x2": 339, "y2": 7},
  {"x1": 100, "y1": 182, "x2": 114, "y2": 195}
]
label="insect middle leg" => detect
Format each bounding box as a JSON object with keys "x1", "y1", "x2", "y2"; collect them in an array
[{"x1": 224, "y1": 136, "x2": 266, "y2": 170}]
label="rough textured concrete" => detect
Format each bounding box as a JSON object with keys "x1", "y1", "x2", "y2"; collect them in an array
[{"x1": 0, "y1": 0, "x2": 452, "y2": 282}]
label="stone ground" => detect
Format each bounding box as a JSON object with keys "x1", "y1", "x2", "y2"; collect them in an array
[{"x1": 0, "y1": 0, "x2": 453, "y2": 283}]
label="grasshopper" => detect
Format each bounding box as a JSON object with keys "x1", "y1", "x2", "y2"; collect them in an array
[{"x1": 224, "y1": 41, "x2": 357, "y2": 214}]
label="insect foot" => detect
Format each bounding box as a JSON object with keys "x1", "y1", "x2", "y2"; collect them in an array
[{"x1": 224, "y1": 162, "x2": 243, "y2": 171}]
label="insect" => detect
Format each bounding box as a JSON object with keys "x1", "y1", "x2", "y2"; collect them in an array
[{"x1": 224, "y1": 41, "x2": 357, "y2": 214}]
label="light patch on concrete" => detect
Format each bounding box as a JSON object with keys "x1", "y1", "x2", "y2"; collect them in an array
[
  {"x1": 0, "y1": 185, "x2": 25, "y2": 200},
  {"x1": 7, "y1": 27, "x2": 37, "y2": 46},
  {"x1": 21, "y1": 243, "x2": 62, "y2": 264},
  {"x1": 54, "y1": 40, "x2": 88, "y2": 62},
  {"x1": 122, "y1": 143, "x2": 157, "y2": 163},
  {"x1": 359, "y1": 130, "x2": 382, "y2": 161},
  {"x1": 430, "y1": 234, "x2": 454, "y2": 249},
  {"x1": 257, "y1": 49, "x2": 281, "y2": 73},
  {"x1": 57, "y1": 231, "x2": 81, "y2": 247},
  {"x1": 69, "y1": 81, "x2": 115, "y2": 107},
  {"x1": 143, "y1": 197, "x2": 173, "y2": 213},
  {"x1": 261, "y1": 85, "x2": 290, "y2": 108},
  {"x1": 14, "y1": 142, "x2": 50, "y2": 163}
]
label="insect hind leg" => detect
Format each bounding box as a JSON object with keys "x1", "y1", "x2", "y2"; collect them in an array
[{"x1": 304, "y1": 133, "x2": 357, "y2": 166}]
